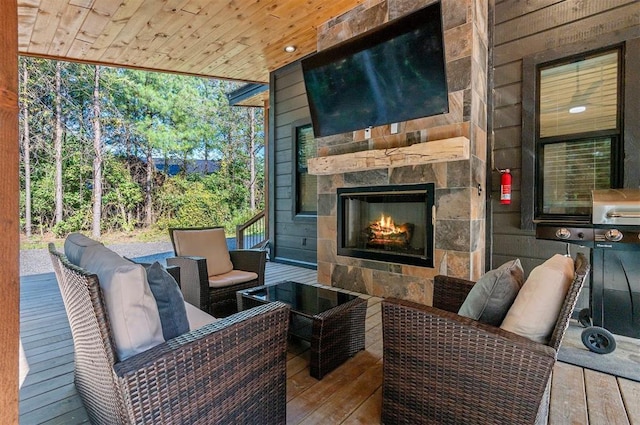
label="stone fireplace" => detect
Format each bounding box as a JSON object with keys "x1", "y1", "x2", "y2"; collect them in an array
[
  {"x1": 337, "y1": 183, "x2": 435, "y2": 267},
  {"x1": 308, "y1": 0, "x2": 488, "y2": 306}
]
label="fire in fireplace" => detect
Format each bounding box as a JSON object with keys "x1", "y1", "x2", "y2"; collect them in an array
[
  {"x1": 337, "y1": 183, "x2": 434, "y2": 267},
  {"x1": 366, "y1": 213, "x2": 414, "y2": 249}
]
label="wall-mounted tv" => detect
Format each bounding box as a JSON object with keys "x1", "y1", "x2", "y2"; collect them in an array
[{"x1": 301, "y1": 2, "x2": 448, "y2": 138}]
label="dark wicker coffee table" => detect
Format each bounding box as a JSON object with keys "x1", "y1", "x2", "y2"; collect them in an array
[{"x1": 237, "y1": 281, "x2": 367, "y2": 379}]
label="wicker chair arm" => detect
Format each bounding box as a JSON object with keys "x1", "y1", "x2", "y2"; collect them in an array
[
  {"x1": 433, "y1": 274, "x2": 476, "y2": 312},
  {"x1": 114, "y1": 302, "x2": 290, "y2": 424},
  {"x1": 164, "y1": 265, "x2": 180, "y2": 286},
  {"x1": 229, "y1": 249, "x2": 267, "y2": 285},
  {"x1": 166, "y1": 256, "x2": 210, "y2": 313},
  {"x1": 382, "y1": 298, "x2": 556, "y2": 424}
]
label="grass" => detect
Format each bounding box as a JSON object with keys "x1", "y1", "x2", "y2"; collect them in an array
[{"x1": 20, "y1": 228, "x2": 170, "y2": 250}]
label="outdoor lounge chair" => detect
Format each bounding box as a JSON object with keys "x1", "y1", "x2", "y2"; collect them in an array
[
  {"x1": 381, "y1": 252, "x2": 589, "y2": 425},
  {"x1": 167, "y1": 226, "x2": 267, "y2": 317},
  {"x1": 49, "y1": 242, "x2": 288, "y2": 424}
]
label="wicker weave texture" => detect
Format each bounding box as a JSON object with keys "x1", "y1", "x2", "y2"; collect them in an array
[
  {"x1": 548, "y1": 252, "x2": 590, "y2": 352},
  {"x1": 432, "y1": 275, "x2": 475, "y2": 312},
  {"x1": 168, "y1": 227, "x2": 267, "y2": 317},
  {"x1": 49, "y1": 243, "x2": 289, "y2": 424},
  {"x1": 238, "y1": 284, "x2": 367, "y2": 380},
  {"x1": 49, "y1": 244, "x2": 129, "y2": 424},
  {"x1": 381, "y1": 253, "x2": 589, "y2": 425},
  {"x1": 115, "y1": 303, "x2": 289, "y2": 424},
  {"x1": 311, "y1": 296, "x2": 367, "y2": 379}
]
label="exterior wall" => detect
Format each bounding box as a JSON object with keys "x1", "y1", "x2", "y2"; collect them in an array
[
  {"x1": 268, "y1": 62, "x2": 318, "y2": 267},
  {"x1": 313, "y1": 0, "x2": 488, "y2": 305},
  {"x1": 490, "y1": 0, "x2": 640, "y2": 273}
]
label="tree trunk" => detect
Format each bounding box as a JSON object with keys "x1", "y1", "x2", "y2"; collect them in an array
[
  {"x1": 204, "y1": 141, "x2": 210, "y2": 174},
  {"x1": 249, "y1": 108, "x2": 256, "y2": 211},
  {"x1": 22, "y1": 62, "x2": 32, "y2": 237},
  {"x1": 54, "y1": 61, "x2": 63, "y2": 225},
  {"x1": 145, "y1": 145, "x2": 154, "y2": 226},
  {"x1": 92, "y1": 65, "x2": 102, "y2": 239}
]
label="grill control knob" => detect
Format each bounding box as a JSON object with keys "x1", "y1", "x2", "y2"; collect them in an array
[
  {"x1": 605, "y1": 229, "x2": 623, "y2": 242},
  {"x1": 555, "y1": 228, "x2": 571, "y2": 240}
]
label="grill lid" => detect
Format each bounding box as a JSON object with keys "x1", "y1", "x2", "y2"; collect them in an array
[{"x1": 592, "y1": 189, "x2": 640, "y2": 225}]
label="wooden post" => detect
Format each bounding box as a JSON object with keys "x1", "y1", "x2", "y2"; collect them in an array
[
  {"x1": 263, "y1": 98, "x2": 270, "y2": 243},
  {"x1": 0, "y1": 1, "x2": 20, "y2": 423}
]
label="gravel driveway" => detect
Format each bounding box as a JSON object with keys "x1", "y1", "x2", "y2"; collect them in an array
[{"x1": 20, "y1": 241, "x2": 174, "y2": 276}]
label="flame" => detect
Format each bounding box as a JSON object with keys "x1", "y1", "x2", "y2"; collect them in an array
[{"x1": 376, "y1": 213, "x2": 398, "y2": 235}]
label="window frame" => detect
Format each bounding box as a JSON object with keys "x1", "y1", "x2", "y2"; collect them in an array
[
  {"x1": 533, "y1": 47, "x2": 624, "y2": 222},
  {"x1": 291, "y1": 119, "x2": 317, "y2": 219},
  {"x1": 520, "y1": 35, "x2": 640, "y2": 230}
]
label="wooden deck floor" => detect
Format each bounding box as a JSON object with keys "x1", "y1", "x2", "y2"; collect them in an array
[{"x1": 19, "y1": 262, "x2": 640, "y2": 424}]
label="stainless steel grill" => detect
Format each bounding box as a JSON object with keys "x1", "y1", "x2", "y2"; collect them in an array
[
  {"x1": 592, "y1": 189, "x2": 640, "y2": 226},
  {"x1": 536, "y1": 189, "x2": 640, "y2": 353}
]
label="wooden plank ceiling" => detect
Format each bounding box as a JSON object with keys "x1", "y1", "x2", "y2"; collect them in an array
[{"x1": 17, "y1": 0, "x2": 364, "y2": 85}]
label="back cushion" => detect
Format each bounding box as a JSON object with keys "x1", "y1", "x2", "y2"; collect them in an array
[
  {"x1": 81, "y1": 244, "x2": 164, "y2": 361},
  {"x1": 64, "y1": 233, "x2": 102, "y2": 266},
  {"x1": 500, "y1": 254, "x2": 574, "y2": 344},
  {"x1": 172, "y1": 228, "x2": 234, "y2": 276}
]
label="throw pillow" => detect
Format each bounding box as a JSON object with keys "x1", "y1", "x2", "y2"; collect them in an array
[
  {"x1": 144, "y1": 261, "x2": 190, "y2": 340},
  {"x1": 80, "y1": 244, "x2": 165, "y2": 361},
  {"x1": 64, "y1": 232, "x2": 102, "y2": 266},
  {"x1": 458, "y1": 259, "x2": 525, "y2": 326},
  {"x1": 500, "y1": 254, "x2": 574, "y2": 344}
]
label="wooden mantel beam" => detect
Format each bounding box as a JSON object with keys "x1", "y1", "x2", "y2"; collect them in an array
[{"x1": 307, "y1": 136, "x2": 470, "y2": 176}]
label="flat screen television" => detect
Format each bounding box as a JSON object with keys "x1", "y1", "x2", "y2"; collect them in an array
[{"x1": 301, "y1": 2, "x2": 448, "y2": 138}]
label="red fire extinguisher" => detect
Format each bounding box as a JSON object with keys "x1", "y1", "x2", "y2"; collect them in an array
[{"x1": 500, "y1": 169, "x2": 512, "y2": 205}]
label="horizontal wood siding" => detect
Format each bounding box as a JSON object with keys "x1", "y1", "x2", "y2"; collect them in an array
[
  {"x1": 270, "y1": 61, "x2": 317, "y2": 267},
  {"x1": 490, "y1": 0, "x2": 640, "y2": 274}
]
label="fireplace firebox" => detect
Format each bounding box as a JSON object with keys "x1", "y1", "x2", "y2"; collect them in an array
[{"x1": 337, "y1": 183, "x2": 434, "y2": 267}]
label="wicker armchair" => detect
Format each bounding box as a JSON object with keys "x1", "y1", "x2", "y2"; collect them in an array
[
  {"x1": 167, "y1": 227, "x2": 267, "y2": 317},
  {"x1": 49, "y1": 243, "x2": 288, "y2": 425},
  {"x1": 381, "y1": 253, "x2": 589, "y2": 425}
]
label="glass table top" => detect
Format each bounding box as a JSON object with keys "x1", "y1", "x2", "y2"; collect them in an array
[{"x1": 240, "y1": 281, "x2": 359, "y2": 317}]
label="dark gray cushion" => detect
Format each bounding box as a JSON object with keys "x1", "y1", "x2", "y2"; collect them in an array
[
  {"x1": 458, "y1": 259, "x2": 525, "y2": 326},
  {"x1": 144, "y1": 262, "x2": 190, "y2": 340}
]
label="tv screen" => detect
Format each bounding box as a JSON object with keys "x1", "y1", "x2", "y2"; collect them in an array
[{"x1": 301, "y1": 2, "x2": 448, "y2": 138}]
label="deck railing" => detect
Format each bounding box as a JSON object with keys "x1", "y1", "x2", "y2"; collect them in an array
[{"x1": 236, "y1": 210, "x2": 268, "y2": 250}]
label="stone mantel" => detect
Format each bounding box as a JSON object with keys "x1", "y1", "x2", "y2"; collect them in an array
[{"x1": 307, "y1": 136, "x2": 470, "y2": 176}]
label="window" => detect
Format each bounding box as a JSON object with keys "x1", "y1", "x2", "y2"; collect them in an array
[
  {"x1": 295, "y1": 123, "x2": 317, "y2": 215},
  {"x1": 535, "y1": 48, "x2": 622, "y2": 220}
]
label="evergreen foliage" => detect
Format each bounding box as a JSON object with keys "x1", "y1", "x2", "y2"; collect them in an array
[{"x1": 18, "y1": 57, "x2": 265, "y2": 238}]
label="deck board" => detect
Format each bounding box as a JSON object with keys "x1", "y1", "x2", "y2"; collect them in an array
[
  {"x1": 549, "y1": 361, "x2": 588, "y2": 424},
  {"x1": 618, "y1": 378, "x2": 640, "y2": 424},
  {"x1": 19, "y1": 262, "x2": 640, "y2": 424},
  {"x1": 585, "y1": 369, "x2": 631, "y2": 425}
]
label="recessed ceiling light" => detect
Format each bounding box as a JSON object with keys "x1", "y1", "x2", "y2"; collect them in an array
[
  {"x1": 284, "y1": 45, "x2": 297, "y2": 53},
  {"x1": 569, "y1": 106, "x2": 586, "y2": 114}
]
